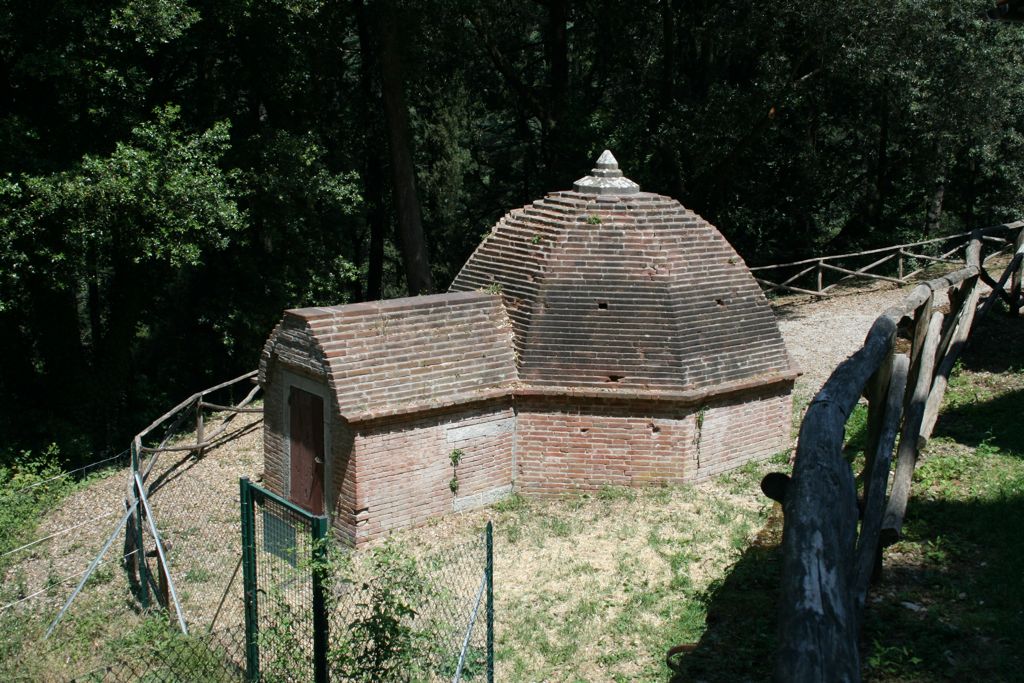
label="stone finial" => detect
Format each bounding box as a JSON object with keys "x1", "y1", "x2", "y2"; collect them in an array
[{"x1": 573, "y1": 150, "x2": 640, "y2": 195}]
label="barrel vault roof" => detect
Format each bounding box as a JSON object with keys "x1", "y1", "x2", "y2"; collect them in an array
[{"x1": 260, "y1": 291, "x2": 518, "y2": 421}]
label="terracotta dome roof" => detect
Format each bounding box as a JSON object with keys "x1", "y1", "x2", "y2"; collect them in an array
[{"x1": 450, "y1": 151, "x2": 795, "y2": 392}]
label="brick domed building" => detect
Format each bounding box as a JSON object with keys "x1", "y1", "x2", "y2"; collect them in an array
[{"x1": 260, "y1": 152, "x2": 797, "y2": 545}]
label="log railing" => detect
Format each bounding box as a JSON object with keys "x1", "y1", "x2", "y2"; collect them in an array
[
  {"x1": 767, "y1": 228, "x2": 1024, "y2": 680},
  {"x1": 751, "y1": 221, "x2": 1024, "y2": 297},
  {"x1": 126, "y1": 370, "x2": 262, "y2": 629}
]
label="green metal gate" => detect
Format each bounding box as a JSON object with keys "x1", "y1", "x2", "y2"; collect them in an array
[
  {"x1": 240, "y1": 477, "x2": 494, "y2": 682},
  {"x1": 240, "y1": 477, "x2": 330, "y2": 682}
]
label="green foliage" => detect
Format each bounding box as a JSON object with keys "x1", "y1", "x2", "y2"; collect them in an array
[
  {"x1": 329, "y1": 543, "x2": 434, "y2": 682},
  {"x1": 0, "y1": 445, "x2": 70, "y2": 569},
  {"x1": 15, "y1": 105, "x2": 241, "y2": 270},
  {"x1": 1, "y1": 0, "x2": 1023, "y2": 470},
  {"x1": 449, "y1": 448, "x2": 463, "y2": 467},
  {"x1": 110, "y1": 0, "x2": 200, "y2": 55}
]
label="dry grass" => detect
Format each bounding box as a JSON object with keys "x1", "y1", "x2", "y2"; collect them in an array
[
  {"x1": 390, "y1": 456, "x2": 788, "y2": 682},
  {"x1": 0, "y1": 410, "x2": 262, "y2": 681}
]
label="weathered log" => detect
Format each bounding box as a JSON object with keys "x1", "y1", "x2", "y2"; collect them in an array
[
  {"x1": 977, "y1": 253, "x2": 1023, "y2": 318},
  {"x1": 820, "y1": 252, "x2": 899, "y2": 292},
  {"x1": 775, "y1": 315, "x2": 896, "y2": 683},
  {"x1": 195, "y1": 402, "x2": 205, "y2": 458},
  {"x1": 755, "y1": 278, "x2": 829, "y2": 297},
  {"x1": 919, "y1": 275, "x2": 980, "y2": 445},
  {"x1": 903, "y1": 293, "x2": 934, "y2": 404},
  {"x1": 197, "y1": 402, "x2": 264, "y2": 413},
  {"x1": 901, "y1": 243, "x2": 969, "y2": 281},
  {"x1": 880, "y1": 311, "x2": 944, "y2": 544},
  {"x1": 861, "y1": 344, "x2": 895, "y2": 489},
  {"x1": 135, "y1": 370, "x2": 258, "y2": 443},
  {"x1": 898, "y1": 251, "x2": 959, "y2": 265},
  {"x1": 820, "y1": 261, "x2": 904, "y2": 285},
  {"x1": 854, "y1": 354, "x2": 909, "y2": 612},
  {"x1": 1012, "y1": 228, "x2": 1024, "y2": 315}
]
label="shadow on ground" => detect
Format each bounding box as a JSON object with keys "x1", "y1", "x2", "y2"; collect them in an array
[
  {"x1": 665, "y1": 508, "x2": 783, "y2": 683},
  {"x1": 931, "y1": 312, "x2": 1024, "y2": 453},
  {"x1": 956, "y1": 310, "x2": 1024, "y2": 375},
  {"x1": 663, "y1": 492, "x2": 1024, "y2": 682}
]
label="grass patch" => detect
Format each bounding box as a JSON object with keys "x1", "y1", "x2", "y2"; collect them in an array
[
  {"x1": 478, "y1": 458, "x2": 787, "y2": 681},
  {"x1": 672, "y1": 312, "x2": 1024, "y2": 681},
  {"x1": 857, "y1": 313, "x2": 1024, "y2": 681}
]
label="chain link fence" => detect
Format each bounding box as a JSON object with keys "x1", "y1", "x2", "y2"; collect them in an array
[
  {"x1": 241, "y1": 478, "x2": 494, "y2": 683},
  {"x1": 68, "y1": 625, "x2": 247, "y2": 682},
  {"x1": 2, "y1": 373, "x2": 493, "y2": 682}
]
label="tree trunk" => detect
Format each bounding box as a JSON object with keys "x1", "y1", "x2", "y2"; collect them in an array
[
  {"x1": 541, "y1": 0, "x2": 570, "y2": 188},
  {"x1": 354, "y1": 0, "x2": 387, "y2": 301},
  {"x1": 376, "y1": 4, "x2": 433, "y2": 296},
  {"x1": 924, "y1": 176, "x2": 945, "y2": 237}
]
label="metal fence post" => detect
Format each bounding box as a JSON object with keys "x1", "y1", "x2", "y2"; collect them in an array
[
  {"x1": 131, "y1": 443, "x2": 149, "y2": 609},
  {"x1": 486, "y1": 520, "x2": 494, "y2": 683},
  {"x1": 240, "y1": 477, "x2": 260, "y2": 682},
  {"x1": 311, "y1": 515, "x2": 330, "y2": 683}
]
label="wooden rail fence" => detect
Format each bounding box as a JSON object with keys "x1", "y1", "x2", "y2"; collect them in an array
[
  {"x1": 127, "y1": 370, "x2": 263, "y2": 629},
  {"x1": 765, "y1": 227, "x2": 1024, "y2": 681},
  {"x1": 45, "y1": 371, "x2": 264, "y2": 637},
  {"x1": 751, "y1": 221, "x2": 1024, "y2": 297}
]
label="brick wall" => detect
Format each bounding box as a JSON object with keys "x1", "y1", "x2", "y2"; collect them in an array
[
  {"x1": 349, "y1": 401, "x2": 515, "y2": 544},
  {"x1": 514, "y1": 383, "x2": 793, "y2": 495},
  {"x1": 691, "y1": 382, "x2": 793, "y2": 479},
  {"x1": 514, "y1": 397, "x2": 692, "y2": 495}
]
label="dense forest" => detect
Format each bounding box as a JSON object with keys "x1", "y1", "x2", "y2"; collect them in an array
[{"x1": 1, "y1": 0, "x2": 1022, "y2": 466}]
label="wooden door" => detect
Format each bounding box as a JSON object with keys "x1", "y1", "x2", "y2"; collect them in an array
[{"x1": 289, "y1": 387, "x2": 325, "y2": 515}]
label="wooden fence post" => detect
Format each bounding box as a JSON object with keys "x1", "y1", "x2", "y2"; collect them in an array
[
  {"x1": 195, "y1": 399, "x2": 204, "y2": 457},
  {"x1": 1011, "y1": 228, "x2": 1024, "y2": 315},
  {"x1": 775, "y1": 315, "x2": 896, "y2": 682}
]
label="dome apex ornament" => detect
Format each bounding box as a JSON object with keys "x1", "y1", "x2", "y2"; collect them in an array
[{"x1": 573, "y1": 150, "x2": 640, "y2": 195}]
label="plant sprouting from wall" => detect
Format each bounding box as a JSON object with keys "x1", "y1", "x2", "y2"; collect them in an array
[{"x1": 449, "y1": 449, "x2": 463, "y2": 495}]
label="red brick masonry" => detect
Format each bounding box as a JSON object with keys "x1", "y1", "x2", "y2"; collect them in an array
[{"x1": 259, "y1": 184, "x2": 798, "y2": 545}]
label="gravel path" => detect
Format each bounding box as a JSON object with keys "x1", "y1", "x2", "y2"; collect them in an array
[
  {"x1": 772, "y1": 256, "x2": 1005, "y2": 402},
  {"x1": 773, "y1": 283, "x2": 917, "y2": 401}
]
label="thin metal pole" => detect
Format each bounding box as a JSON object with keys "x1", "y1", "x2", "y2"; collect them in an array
[
  {"x1": 131, "y1": 442, "x2": 149, "y2": 609},
  {"x1": 45, "y1": 501, "x2": 136, "y2": 638},
  {"x1": 240, "y1": 478, "x2": 260, "y2": 682},
  {"x1": 311, "y1": 515, "x2": 330, "y2": 683},
  {"x1": 486, "y1": 521, "x2": 494, "y2": 683},
  {"x1": 453, "y1": 571, "x2": 487, "y2": 682},
  {"x1": 134, "y1": 473, "x2": 188, "y2": 634}
]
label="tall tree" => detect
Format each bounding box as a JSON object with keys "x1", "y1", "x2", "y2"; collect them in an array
[{"x1": 376, "y1": 1, "x2": 434, "y2": 295}]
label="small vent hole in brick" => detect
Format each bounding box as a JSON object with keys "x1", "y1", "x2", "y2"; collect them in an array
[
  {"x1": 606, "y1": 374, "x2": 624, "y2": 383},
  {"x1": 715, "y1": 298, "x2": 725, "y2": 307},
  {"x1": 598, "y1": 301, "x2": 608, "y2": 310},
  {"x1": 649, "y1": 423, "x2": 660, "y2": 434},
  {"x1": 580, "y1": 427, "x2": 589, "y2": 433}
]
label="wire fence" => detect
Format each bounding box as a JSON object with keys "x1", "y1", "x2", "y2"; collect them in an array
[
  {"x1": 3, "y1": 375, "x2": 493, "y2": 682},
  {"x1": 0, "y1": 376, "x2": 262, "y2": 682},
  {"x1": 241, "y1": 478, "x2": 495, "y2": 683},
  {"x1": 68, "y1": 624, "x2": 247, "y2": 682}
]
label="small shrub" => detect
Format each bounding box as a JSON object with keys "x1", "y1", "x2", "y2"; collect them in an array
[{"x1": 329, "y1": 543, "x2": 434, "y2": 682}]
